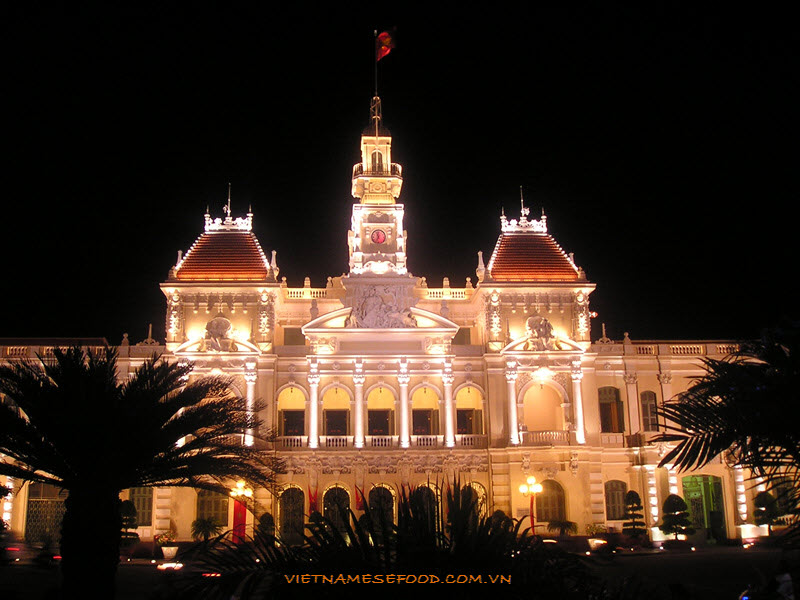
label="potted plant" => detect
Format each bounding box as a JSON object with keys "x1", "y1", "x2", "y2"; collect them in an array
[{"x1": 155, "y1": 531, "x2": 178, "y2": 559}]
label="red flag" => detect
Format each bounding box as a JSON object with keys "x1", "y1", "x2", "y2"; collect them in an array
[
  {"x1": 309, "y1": 486, "x2": 318, "y2": 513},
  {"x1": 355, "y1": 487, "x2": 365, "y2": 510},
  {"x1": 376, "y1": 30, "x2": 395, "y2": 61}
]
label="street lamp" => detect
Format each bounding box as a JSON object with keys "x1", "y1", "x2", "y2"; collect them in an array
[
  {"x1": 519, "y1": 476, "x2": 543, "y2": 535},
  {"x1": 230, "y1": 480, "x2": 253, "y2": 544}
]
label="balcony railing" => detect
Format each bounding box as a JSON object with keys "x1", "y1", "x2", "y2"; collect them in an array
[
  {"x1": 279, "y1": 436, "x2": 307, "y2": 449},
  {"x1": 366, "y1": 435, "x2": 395, "y2": 448},
  {"x1": 321, "y1": 436, "x2": 351, "y2": 448},
  {"x1": 520, "y1": 430, "x2": 570, "y2": 446},
  {"x1": 411, "y1": 435, "x2": 440, "y2": 447},
  {"x1": 352, "y1": 164, "x2": 402, "y2": 178},
  {"x1": 455, "y1": 434, "x2": 488, "y2": 448}
]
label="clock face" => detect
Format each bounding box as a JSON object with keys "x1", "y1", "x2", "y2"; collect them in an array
[{"x1": 371, "y1": 229, "x2": 386, "y2": 244}]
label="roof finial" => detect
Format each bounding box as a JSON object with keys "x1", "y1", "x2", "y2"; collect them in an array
[
  {"x1": 519, "y1": 186, "x2": 530, "y2": 221},
  {"x1": 224, "y1": 182, "x2": 232, "y2": 219}
]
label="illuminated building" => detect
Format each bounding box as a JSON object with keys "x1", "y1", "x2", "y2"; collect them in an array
[{"x1": 1, "y1": 97, "x2": 769, "y2": 547}]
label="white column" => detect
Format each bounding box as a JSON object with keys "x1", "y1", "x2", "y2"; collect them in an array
[
  {"x1": 442, "y1": 361, "x2": 455, "y2": 448},
  {"x1": 307, "y1": 360, "x2": 320, "y2": 449},
  {"x1": 244, "y1": 365, "x2": 257, "y2": 447},
  {"x1": 398, "y1": 360, "x2": 410, "y2": 448},
  {"x1": 506, "y1": 361, "x2": 520, "y2": 445},
  {"x1": 571, "y1": 362, "x2": 586, "y2": 444},
  {"x1": 624, "y1": 372, "x2": 641, "y2": 434},
  {"x1": 353, "y1": 361, "x2": 365, "y2": 448}
]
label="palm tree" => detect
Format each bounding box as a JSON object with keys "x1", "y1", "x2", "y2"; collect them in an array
[
  {"x1": 0, "y1": 346, "x2": 283, "y2": 600},
  {"x1": 654, "y1": 324, "x2": 800, "y2": 530},
  {"x1": 191, "y1": 516, "x2": 225, "y2": 542}
]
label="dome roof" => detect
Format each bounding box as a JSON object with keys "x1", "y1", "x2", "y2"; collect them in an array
[
  {"x1": 487, "y1": 231, "x2": 580, "y2": 282},
  {"x1": 175, "y1": 229, "x2": 272, "y2": 281}
]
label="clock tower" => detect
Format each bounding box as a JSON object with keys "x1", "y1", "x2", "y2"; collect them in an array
[{"x1": 347, "y1": 96, "x2": 408, "y2": 276}]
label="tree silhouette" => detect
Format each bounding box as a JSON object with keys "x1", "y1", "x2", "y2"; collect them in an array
[
  {"x1": 0, "y1": 347, "x2": 283, "y2": 599},
  {"x1": 622, "y1": 490, "x2": 647, "y2": 539},
  {"x1": 658, "y1": 494, "x2": 695, "y2": 540}
]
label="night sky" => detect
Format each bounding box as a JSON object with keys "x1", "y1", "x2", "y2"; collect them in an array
[{"x1": 2, "y1": 5, "x2": 794, "y2": 345}]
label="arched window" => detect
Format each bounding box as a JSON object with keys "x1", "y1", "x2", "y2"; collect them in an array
[
  {"x1": 536, "y1": 480, "x2": 566, "y2": 522},
  {"x1": 599, "y1": 387, "x2": 625, "y2": 433},
  {"x1": 196, "y1": 490, "x2": 229, "y2": 525},
  {"x1": 604, "y1": 480, "x2": 627, "y2": 520},
  {"x1": 277, "y1": 386, "x2": 305, "y2": 437},
  {"x1": 129, "y1": 487, "x2": 153, "y2": 526},
  {"x1": 323, "y1": 487, "x2": 350, "y2": 536},
  {"x1": 369, "y1": 486, "x2": 394, "y2": 526},
  {"x1": 371, "y1": 150, "x2": 384, "y2": 172},
  {"x1": 640, "y1": 391, "x2": 659, "y2": 431},
  {"x1": 321, "y1": 386, "x2": 350, "y2": 436},
  {"x1": 280, "y1": 487, "x2": 305, "y2": 546},
  {"x1": 455, "y1": 386, "x2": 483, "y2": 435}
]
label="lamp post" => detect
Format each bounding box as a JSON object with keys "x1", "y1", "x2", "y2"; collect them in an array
[
  {"x1": 519, "y1": 476, "x2": 543, "y2": 536},
  {"x1": 230, "y1": 480, "x2": 253, "y2": 544}
]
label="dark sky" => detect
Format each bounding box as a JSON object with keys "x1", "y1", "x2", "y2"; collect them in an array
[{"x1": 2, "y1": 5, "x2": 794, "y2": 345}]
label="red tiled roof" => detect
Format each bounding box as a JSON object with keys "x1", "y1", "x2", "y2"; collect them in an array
[
  {"x1": 488, "y1": 232, "x2": 579, "y2": 282},
  {"x1": 175, "y1": 231, "x2": 270, "y2": 281}
]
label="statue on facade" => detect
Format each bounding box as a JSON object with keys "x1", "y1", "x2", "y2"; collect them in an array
[
  {"x1": 200, "y1": 314, "x2": 239, "y2": 352},
  {"x1": 523, "y1": 315, "x2": 556, "y2": 351}
]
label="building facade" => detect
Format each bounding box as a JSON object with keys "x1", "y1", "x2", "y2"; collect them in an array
[{"x1": 1, "y1": 97, "x2": 770, "y2": 547}]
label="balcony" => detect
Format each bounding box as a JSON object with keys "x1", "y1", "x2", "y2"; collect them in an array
[
  {"x1": 520, "y1": 430, "x2": 570, "y2": 447},
  {"x1": 275, "y1": 434, "x2": 487, "y2": 450},
  {"x1": 352, "y1": 163, "x2": 402, "y2": 178}
]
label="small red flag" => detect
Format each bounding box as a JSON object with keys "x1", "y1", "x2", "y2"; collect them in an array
[
  {"x1": 308, "y1": 486, "x2": 318, "y2": 513},
  {"x1": 376, "y1": 30, "x2": 395, "y2": 61}
]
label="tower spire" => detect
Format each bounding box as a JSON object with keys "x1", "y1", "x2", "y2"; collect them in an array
[{"x1": 224, "y1": 182, "x2": 232, "y2": 220}]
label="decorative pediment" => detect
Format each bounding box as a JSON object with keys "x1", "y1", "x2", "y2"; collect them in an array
[
  {"x1": 501, "y1": 315, "x2": 584, "y2": 354},
  {"x1": 174, "y1": 314, "x2": 261, "y2": 356},
  {"x1": 302, "y1": 306, "x2": 459, "y2": 356}
]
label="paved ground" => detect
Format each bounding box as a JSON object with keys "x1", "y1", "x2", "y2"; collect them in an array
[{"x1": 0, "y1": 546, "x2": 796, "y2": 599}]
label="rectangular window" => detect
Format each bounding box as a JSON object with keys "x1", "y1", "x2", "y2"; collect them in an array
[
  {"x1": 368, "y1": 410, "x2": 392, "y2": 435},
  {"x1": 456, "y1": 409, "x2": 482, "y2": 434},
  {"x1": 413, "y1": 409, "x2": 438, "y2": 435},
  {"x1": 281, "y1": 410, "x2": 305, "y2": 436},
  {"x1": 599, "y1": 387, "x2": 625, "y2": 433},
  {"x1": 129, "y1": 487, "x2": 153, "y2": 526},
  {"x1": 640, "y1": 392, "x2": 659, "y2": 431},
  {"x1": 197, "y1": 491, "x2": 229, "y2": 525},
  {"x1": 324, "y1": 410, "x2": 348, "y2": 436}
]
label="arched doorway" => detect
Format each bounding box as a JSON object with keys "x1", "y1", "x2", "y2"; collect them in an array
[
  {"x1": 536, "y1": 480, "x2": 566, "y2": 525},
  {"x1": 323, "y1": 487, "x2": 350, "y2": 536},
  {"x1": 279, "y1": 487, "x2": 305, "y2": 546},
  {"x1": 410, "y1": 386, "x2": 439, "y2": 436},
  {"x1": 366, "y1": 385, "x2": 395, "y2": 438},
  {"x1": 369, "y1": 486, "x2": 394, "y2": 526},
  {"x1": 455, "y1": 386, "x2": 484, "y2": 435},
  {"x1": 682, "y1": 475, "x2": 726, "y2": 541},
  {"x1": 522, "y1": 385, "x2": 564, "y2": 432},
  {"x1": 410, "y1": 486, "x2": 439, "y2": 532},
  {"x1": 321, "y1": 385, "x2": 350, "y2": 438}
]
